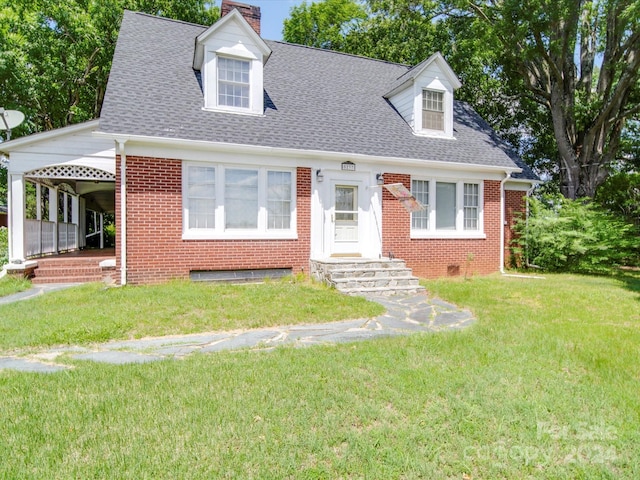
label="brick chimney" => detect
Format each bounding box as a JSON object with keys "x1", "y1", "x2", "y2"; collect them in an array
[{"x1": 220, "y1": 0, "x2": 261, "y2": 35}]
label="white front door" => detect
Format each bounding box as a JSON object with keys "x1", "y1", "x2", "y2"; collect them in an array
[{"x1": 332, "y1": 184, "x2": 360, "y2": 255}]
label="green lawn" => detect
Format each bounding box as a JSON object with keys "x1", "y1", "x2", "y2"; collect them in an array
[
  {"x1": 0, "y1": 279, "x2": 384, "y2": 350},
  {"x1": 0, "y1": 275, "x2": 31, "y2": 298},
  {"x1": 1, "y1": 273, "x2": 639, "y2": 478}
]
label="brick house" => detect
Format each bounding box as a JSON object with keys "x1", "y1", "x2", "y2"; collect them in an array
[{"x1": 1, "y1": 1, "x2": 538, "y2": 285}]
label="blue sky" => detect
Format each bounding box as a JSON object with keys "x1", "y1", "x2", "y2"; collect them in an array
[{"x1": 235, "y1": 0, "x2": 305, "y2": 41}]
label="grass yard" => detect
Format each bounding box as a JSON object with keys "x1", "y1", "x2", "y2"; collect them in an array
[
  {"x1": 1, "y1": 273, "x2": 639, "y2": 478},
  {"x1": 0, "y1": 275, "x2": 31, "y2": 298},
  {"x1": 0, "y1": 279, "x2": 384, "y2": 350}
]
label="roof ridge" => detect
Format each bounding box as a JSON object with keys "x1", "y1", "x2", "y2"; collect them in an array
[
  {"x1": 266, "y1": 39, "x2": 411, "y2": 69},
  {"x1": 125, "y1": 10, "x2": 209, "y2": 29}
]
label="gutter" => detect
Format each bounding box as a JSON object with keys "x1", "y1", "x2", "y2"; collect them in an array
[
  {"x1": 499, "y1": 171, "x2": 511, "y2": 274},
  {"x1": 118, "y1": 140, "x2": 127, "y2": 286},
  {"x1": 92, "y1": 131, "x2": 522, "y2": 177}
]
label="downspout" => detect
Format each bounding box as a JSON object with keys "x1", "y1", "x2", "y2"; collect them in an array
[
  {"x1": 118, "y1": 140, "x2": 128, "y2": 285},
  {"x1": 499, "y1": 172, "x2": 511, "y2": 274}
]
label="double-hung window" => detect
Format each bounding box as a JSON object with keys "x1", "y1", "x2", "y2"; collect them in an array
[
  {"x1": 411, "y1": 178, "x2": 484, "y2": 237},
  {"x1": 184, "y1": 163, "x2": 295, "y2": 239},
  {"x1": 187, "y1": 166, "x2": 216, "y2": 229},
  {"x1": 422, "y1": 90, "x2": 444, "y2": 131},
  {"x1": 218, "y1": 57, "x2": 250, "y2": 109}
]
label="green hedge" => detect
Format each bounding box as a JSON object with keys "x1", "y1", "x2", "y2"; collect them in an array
[
  {"x1": 0, "y1": 227, "x2": 7, "y2": 267},
  {"x1": 512, "y1": 195, "x2": 640, "y2": 273}
]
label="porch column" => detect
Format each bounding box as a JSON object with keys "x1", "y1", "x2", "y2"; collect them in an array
[
  {"x1": 8, "y1": 173, "x2": 25, "y2": 262},
  {"x1": 99, "y1": 213, "x2": 104, "y2": 249},
  {"x1": 73, "y1": 195, "x2": 82, "y2": 249}
]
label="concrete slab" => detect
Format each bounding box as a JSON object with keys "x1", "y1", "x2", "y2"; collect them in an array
[
  {"x1": 0, "y1": 357, "x2": 68, "y2": 373},
  {"x1": 72, "y1": 351, "x2": 166, "y2": 364}
]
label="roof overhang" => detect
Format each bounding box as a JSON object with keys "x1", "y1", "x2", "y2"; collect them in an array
[
  {"x1": 0, "y1": 120, "x2": 100, "y2": 154},
  {"x1": 385, "y1": 52, "x2": 462, "y2": 99},
  {"x1": 93, "y1": 131, "x2": 523, "y2": 176},
  {"x1": 192, "y1": 8, "x2": 271, "y2": 70}
]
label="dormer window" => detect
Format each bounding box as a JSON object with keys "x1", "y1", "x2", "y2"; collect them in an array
[
  {"x1": 384, "y1": 52, "x2": 461, "y2": 139},
  {"x1": 193, "y1": 7, "x2": 271, "y2": 116},
  {"x1": 218, "y1": 57, "x2": 250, "y2": 108},
  {"x1": 422, "y1": 90, "x2": 444, "y2": 131}
]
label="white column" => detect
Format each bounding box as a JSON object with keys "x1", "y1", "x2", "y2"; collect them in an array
[
  {"x1": 48, "y1": 187, "x2": 57, "y2": 222},
  {"x1": 99, "y1": 213, "x2": 104, "y2": 249},
  {"x1": 8, "y1": 173, "x2": 25, "y2": 262},
  {"x1": 36, "y1": 184, "x2": 42, "y2": 221}
]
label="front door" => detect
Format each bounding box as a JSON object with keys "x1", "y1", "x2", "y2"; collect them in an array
[{"x1": 332, "y1": 184, "x2": 360, "y2": 255}]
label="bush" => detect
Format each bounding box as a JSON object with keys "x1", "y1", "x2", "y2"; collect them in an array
[
  {"x1": 0, "y1": 227, "x2": 8, "y2": 267},
  {"x1": 512, "y1": 195, "x2": 640, "y2": 273}
]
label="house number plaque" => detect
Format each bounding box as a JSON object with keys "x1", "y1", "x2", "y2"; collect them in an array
[{"x1": 341, "y1": 161, "x2": 356, "y2": 171}]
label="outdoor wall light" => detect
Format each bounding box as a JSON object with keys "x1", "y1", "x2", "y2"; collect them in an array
[
  {"x1": 316, "y1": 169, "x2": 324, "y2": 182},
  {"x1": 376, "y1": 173, "x2": 384, "y2": 185}
]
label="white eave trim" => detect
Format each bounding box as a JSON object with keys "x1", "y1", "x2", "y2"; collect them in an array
[
  {"x1": 192, "y1": 9, "x2": 271, "y2": 70},
  {"x1": 92, "y1": 131, "x2": 523, "y2": 176},
  {"x1": 0, "y1": 119, "x2": 100, "y2": 153},
  {"x1": 385, "y1": 52, "x2": 462, "y2": 99}
]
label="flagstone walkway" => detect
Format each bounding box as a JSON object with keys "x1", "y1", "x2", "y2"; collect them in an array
[{"x1": 0, "y1": 289, "x2": 475, "y2": 373}]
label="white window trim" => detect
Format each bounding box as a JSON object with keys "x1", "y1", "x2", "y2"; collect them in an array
[
  {"x1": 203, "y1": 52, "x2": 264, "y2": 116},
  {"x1": 413, "y1": 85, "x2": 455, "y2": 139},
  {"x1": 182, "y1": 163, "x2": 297, "y2": 240},
  {"x1": 410, "y1": 178, "x2": 485, "y2": 239}
]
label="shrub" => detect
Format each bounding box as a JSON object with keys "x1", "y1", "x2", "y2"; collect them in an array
[
  {"x1": 0, "y1": 227, "x2": 7, "y2": 267},
  {"x1": 512, "y1": 195, "x2": 640, "y2": 273}
]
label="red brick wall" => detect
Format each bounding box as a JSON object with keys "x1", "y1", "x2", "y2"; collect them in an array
[
  {"x1": 381, "y1": 173, "x2": 513, "y2": 278},
  {"x1": 115, "y1": 155, "x2": 311, "y2": 285}
]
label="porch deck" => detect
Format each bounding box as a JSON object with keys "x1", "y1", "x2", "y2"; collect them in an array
[{"x1": 30, "y1": 248, "x2": 116, "y2": 284}]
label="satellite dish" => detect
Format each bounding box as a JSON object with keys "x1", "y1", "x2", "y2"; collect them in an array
[
  {"x1": 0, "y1": 108, "x2": 25, "y2": 130},
  {"x1": 0, "y1": 108, "x2": 25, "y2": 141}
]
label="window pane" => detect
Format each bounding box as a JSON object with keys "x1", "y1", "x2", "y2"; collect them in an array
[
  {"x1": 464, "y1": 183, "x2": 479, "y2": 230},
  {"x1": 411, "y1": 179, "x2": 429, "y2": 230},
  {"x1": 436, "y1": 182, "x2": 456, "y2": 230},
  {"x1": 267, "y1": 171, "x2": 292, "y2": 230},
  {"x1": 422, "y1": 90, "x2": 444, "y2": 131},
  {"x1": 225, "y1": 169, "x2": 258, "y2": 228},
  {"x1": 218, "y1": 57, "x2": 250, "y2": 108},
  {"x1": 188, "y1": 166, "x2": 215, "y2": 229}
]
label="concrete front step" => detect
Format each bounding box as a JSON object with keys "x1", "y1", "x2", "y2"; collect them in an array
[
  {"x1": 338, "y1": 285, "x2": 426, "y2": 296},
  {"x1": 310, "y1": 258, "x2": 426, "y2": 296},
  {"x1": 328, "y1": 267, "x2": 414, "y2": 279}
]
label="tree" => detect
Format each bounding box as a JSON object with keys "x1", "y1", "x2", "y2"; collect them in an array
[
  {"x1": 0, "y1": 0, "x2": 218, "y2": 137},
  {"x1": 283, "y1": 0, "x2": 640, "y2": 200},
  {"x1": 283, "y1": 0, "x2": 366, "y2": 50},
  {"x1": 459, "y1": 0, "x2": 640, "y2": 199}
]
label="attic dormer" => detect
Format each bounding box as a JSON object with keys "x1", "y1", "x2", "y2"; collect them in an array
[
  {"x1": 193, "y1": 3, "x2": 271, "y2": 115},
  {"x1": 385, "y1": 52, "x2": 462, "y2": 139}
]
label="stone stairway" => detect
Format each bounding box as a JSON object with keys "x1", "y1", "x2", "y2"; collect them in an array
[
  {"x1": 31, "y1": 252, "x2": 116, "y2": 284},
  {"x1": 310, "y1": 258, "x2": 425, "y2": 296}
]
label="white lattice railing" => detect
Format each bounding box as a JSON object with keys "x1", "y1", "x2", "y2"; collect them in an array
[{"x1": 26, "y1": 220, "x2": 77, "y2": 257}]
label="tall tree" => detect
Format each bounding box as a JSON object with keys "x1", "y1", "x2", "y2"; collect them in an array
[
  {"x1": 283, "y1": 0, "x2": 640, "y2": 199},
  {"x1": 0, "y1": 0, "x2": 218, "y2": 138},
  {"x1": 283, "y1": 0, "x2": 366, "y2": 50},
  {"x1": 458, "y1": 0, "x2": 640, "y2": 199}
]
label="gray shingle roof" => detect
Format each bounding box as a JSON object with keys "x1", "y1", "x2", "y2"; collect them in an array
[{"x1": 99, "y1": 11, "x2": 537, "y2": 181}]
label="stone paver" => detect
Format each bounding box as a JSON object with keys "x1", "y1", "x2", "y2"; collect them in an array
[{"x1": 0, "y1": 288, "x2": 475, "y2": 373}]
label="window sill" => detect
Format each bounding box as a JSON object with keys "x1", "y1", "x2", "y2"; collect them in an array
[
  {"x1": 183, "y1": 230, "x2": 298, "y2": 241},
  {"x1": 201, "y1": 106, "x2": 264, "y2": 117},
  {"x1": 413, "y1": 130, "x2": 456, "y2": 140},
  {"x1": 410, "y1": 230, "x2": 486, "y2": 240}
]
